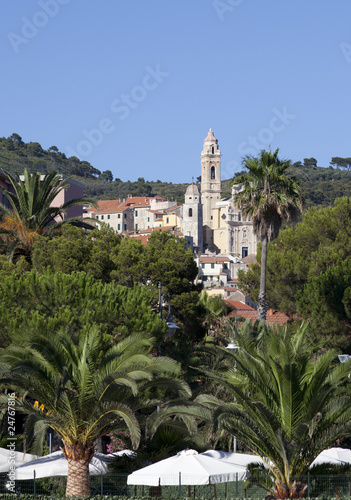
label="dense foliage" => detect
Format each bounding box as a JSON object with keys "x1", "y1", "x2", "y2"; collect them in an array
[
  {"x1": 31, "y1": 227, "x2": 204, "y2": 348},
  {"x1": 238, "y1": 197, "x2": 351, "y2": 350},
  {"x1": 0, "y1": 327, "x2": 189, "y2": 496},
  {"x1": 0, "y1": 269, "x2": 164, "y2": 349},
  {"x1": 195, "y1": 322, "x2": 351, "y2": 498}
]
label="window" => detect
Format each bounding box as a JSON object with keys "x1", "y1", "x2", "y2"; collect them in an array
[
  {"x1": 223, "y1": 263, "x2": 228, "y2": 269},
  {"x1": 135, "y1": 210, "x2": 138, "y2": 217},
  {"x1": 101, "y1": 215, "x2": 104, "y2": 220},
  {"x1": 96, "y1": 215, "x2": 99, "y2": 220},
  {"x1": 188, "y1": 208, "x2": 193, "y2": 217},
  {"x1": 211, "y1": 166, "x2": 215, "y2": 179},
  {"x1": 118, "y1": 214, "x2": 121, "y2": 219},
  {"x1": 166, "y1": 217, "x2": 169, "y2": 223},
  {"x1": 124, "y1": 224, "x2": 127, "y2": 230},
  {"x1": 124, "y1": 214, "x2": 127, "y2": 219},
  {"x1": 211, "y1": 146, "x2": 214, "y2": 154},
  {"x1": 211, "y1": 263, "x2": 215, "y2": 269},
  {"x1": 201, "y1": 263, "x2": 205, "y2": 269},
  {"x1": 118, "y1": 224, "x2": 121, "y2": 231},
  {"x1": 242, "y1": 247, "x2": 248, "y2": 258},
  {"x1": 107, "y1": 215, "x2": 110, "y2": 219},
  {"x1": 147, "y1": 217, "x2": 150, "y2": 222},
  {"x1": 135, "y1": 224, "x2": 138, "y2": 230}
]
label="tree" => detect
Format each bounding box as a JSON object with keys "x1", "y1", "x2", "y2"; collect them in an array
[
  {"x1": 198, "y1": 291, "x2": 229, "y2": 337},
  {"x1": 0, "y1": 169, "x2": 93, "y2": 262},
  {"x1": 199, "y1": 322, "x2": 351, "y2": 498},
  {"x1": 330, "y1": 157, "x2": 351, "y2": 171},
  {"x1": 0, "y1": 327, "x2": 189, "y2": 496},
  {"x1": 0, "y1": 269, "x2": 164, "y2": 348},
  {"x1": 232, "y1": 148, "x2": 302, "y2": 320},
  {"x1": 100, "y1": 170, "x2": 113, "y2": 182},
  {"x1": 32, "y1": 225, "x2": 122, "y2": 282},
  {"x1": 241, "y1": 197, "x2": 351, "y2": 349},
  {"x1": 303, "y1": 157, "x2": 318, "y2": 168}
]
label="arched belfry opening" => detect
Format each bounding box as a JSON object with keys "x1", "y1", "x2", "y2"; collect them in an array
[{"x1": 211, "y1": 166, "x2": 215, "y2": 179}]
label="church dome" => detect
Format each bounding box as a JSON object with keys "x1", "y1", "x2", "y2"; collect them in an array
[
  {"x1": 204, "y1": 128, "x2": 218, "y2": 144},
  {"x1": 185, "y1": 183, "x2": 200, "y2": 196}
]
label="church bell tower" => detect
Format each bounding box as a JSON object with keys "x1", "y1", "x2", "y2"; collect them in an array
[{"x1": 201, "y1": 128, "x2": 221, "y2": 251}]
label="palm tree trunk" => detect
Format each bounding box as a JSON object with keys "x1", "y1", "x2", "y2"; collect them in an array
[
  {"x1": 257, "y1": 234, "x2": 268, "y2": 321},
  {"x1": 63, "y1": 442, "x2": 94, "y2": 497}
]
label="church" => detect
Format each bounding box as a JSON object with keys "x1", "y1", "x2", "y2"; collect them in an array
[
  {"x1": 86, "y1": 129, "x2": 257, "y2": 261},
  {"x1": 181, "y1": 128, "x2": 257, "y2": 259}
]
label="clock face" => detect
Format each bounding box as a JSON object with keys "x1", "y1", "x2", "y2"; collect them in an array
[{"x1": 211, "y1": 183, "x2": 216, "y2": 189}]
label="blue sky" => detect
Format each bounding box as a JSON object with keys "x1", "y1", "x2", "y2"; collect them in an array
[{"x1": 1, "y1": 1, "x2": 351, "y2": 183}]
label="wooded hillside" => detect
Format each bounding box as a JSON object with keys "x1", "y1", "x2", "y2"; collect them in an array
[{"x1": 1, "y1": 133, "x2": 350, "y2": 207}]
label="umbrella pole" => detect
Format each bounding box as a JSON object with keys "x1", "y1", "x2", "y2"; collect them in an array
[
  {"x1": 188, "y1": 485, "x2": 191, "y2": 497},
  {"x1": 213, "y1": 483, "x2": 217, "y2": 499}
]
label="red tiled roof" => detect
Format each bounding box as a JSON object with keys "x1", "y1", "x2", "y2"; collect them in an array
[
  {"x1": 228, "y1": 308, "x2": 299, "y2": 326},
  {"x1": 90, "y1": 200, "x2": 124, "y2": 214},
  {"x1": 89, "y1": 196, "x2": 166, "y2": 214},
  {"x1": 130, "y1": 234, "x2": 150, "y2": 246},
  {"x1": 199, "y1": 256, "x2": 230, "y2": 263},
  {"x1": 225, "y1": 300, "x2": 255, "y2": 311}
]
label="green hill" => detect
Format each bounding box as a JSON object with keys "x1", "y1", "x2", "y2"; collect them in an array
[{"x1": 0, "y1": 133, "x2": 350, "y2": 208}]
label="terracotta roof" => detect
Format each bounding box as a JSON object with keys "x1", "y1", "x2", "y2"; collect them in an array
[
  {"x1": 90, "y1": 196, "x2": 166, "y2": 214},
  {"x1": 199, "y1": 256, "x2": 230, "y2": 263},
  {"x1": 225, "y1": 301, "x2": 255, "y2": 311},
  {"x1": 164, "y1": 206, "x2": 180, "y2": 212},
  {"x1": 90, "y1": 200, "x2": 124, "y2": 214},
  {"x1": 228, "y1": 308, "x2": 298, "y2": 326},
  {"x1": 242, "y1": 254, "x2": 257, "y2": 265},
  {"x1": 130, "y1": 234, "x2": 150, "y2": 246}
]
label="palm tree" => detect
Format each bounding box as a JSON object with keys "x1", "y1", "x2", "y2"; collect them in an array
[
  {"x1": 0, "y1": 168, "x2": 93, "y2": 262},
  {"x1": 199, "y1": 291, "x2": 229, "y2": 337},
  {"x1": 204, "y1": 322, "x2": 351, "y2": 498},
  {"x1": 233, "y1": 148, "x2": 302, "y2": 320},
  {"x1": 0, "y1": 327, "x2": 190, "y2": 496}
]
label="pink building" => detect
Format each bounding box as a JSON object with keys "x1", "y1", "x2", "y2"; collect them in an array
[{"x1": 0, "y1": 170, "x2": 85, "y2": 218}]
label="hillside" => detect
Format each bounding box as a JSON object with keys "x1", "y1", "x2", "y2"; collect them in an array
[{"x1": 0, "y1": 133, "x2": 350, "y2": 208}]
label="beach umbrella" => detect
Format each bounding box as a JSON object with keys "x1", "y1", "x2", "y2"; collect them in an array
[
  {"x1": 14, "y1": 449, "x2": 134, "y2": 479},
  {"x1": 127, "y1": 448, "x2": 247, "y2": 486},
  {"x1": 201, "y1": 450, "x2": 266, "y2": 467},
  {"x1": 310, "y1": 447, "x2": 351, "y2": 468},
  {"x1": 0, "y1": 448, "x2": 37, "y2": 473}
]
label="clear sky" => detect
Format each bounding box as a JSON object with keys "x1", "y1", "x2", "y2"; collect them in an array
[{"x1": 1, "y1": 1, "x2": 351, "y2": 183}]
